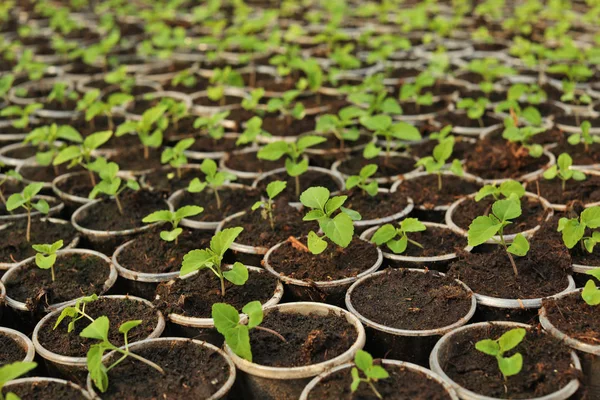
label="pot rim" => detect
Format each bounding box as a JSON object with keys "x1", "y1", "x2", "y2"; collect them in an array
[
  {"x1": 6, "y1": 377, "x2": 94, "y2": 400},
  {"x1": 0, "y1": 327, "x2": 36, "y2": 363}
]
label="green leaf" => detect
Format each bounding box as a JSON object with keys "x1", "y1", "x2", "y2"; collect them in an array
[
  {"x1": 23, "y1": 183, "x2": 44, "y2": 200},
  {"x1": 80, "y1": 316, "x2": 109, "y2": 341},
  {"x1": 212, "y1": 303, "x2": 240, "y2": 333},
  {"x1": 211, "y1": 227, "x2": 244, "y2": 257},
  {"x1": 321, "y1": 212, "x2": 354, "y2": 248},
  {"x1": 507, "y1": 234, "x2": 530, "y2": 257},
  {"x1": 390, "y1": 122, "x2": 422, "y2": 141},
  {"x1": 188, "y1": 178, "x2": 207, "y2": 193},
  {"x1": 360, "y1": 114, "x2": 392, "y2": 131},
  {"x1": 142, "y1": 210, "x2": 173, "y2": 223},
  {"x1": 5, "y1": 194, "x2": 25, "y2": 212},
  {"x1": 498, "y1": 328, "x2": 526, "y2": 352},
  {"x1": 35, "y1": 253, "x2": 56, "y2": 270},
  {"x1": 257, "y1": 141, "x2": 288, "y2": 161},
  {"x1": 468, "y1": 216, "x2": 502, "y2": 247},
  {"x1": 475, "y1": 339, "x2": 500, "y2": 356},
  {"x1": 354, "y1": 350, "x2": 373, "y2": 372},
  {"x1": 0, "y1": 362, "x2": 37, "y2": 386},
  {"x1": 350, "y1": 367, "x2": 360, "y2": 392},
  {"x1": 387, "y1": 236, "x2": 408, "y2": 254},
  {"x1": 359, "y1": 164, "x2": 377, "y2": 179},
  {"x1": 84, "y1": 131, "x2": 113, "y2": 150},
  {"x1": 242, "y1": 301, "x2": 263, "y2": 329},
  {"x1": 500, "y1": 180, "x2": 525, "y2": 199},
  {"x1": 53, "y1": 145, "x2": 81, "y2": 165},
  {"x1": 586, "y1": 268, "x2": 600, "y2": 280},
  {"x1": 371, "y1": 224, "x2": 397, "y2": 245},
  {"x1": 561, "y1": 219, "x2": 586, "y2": 249},
  {"x1": 285, "y1": 157, "x2": 308, "y2": 177},
  {"x1": 200, "y1": 159, "x2": 218, "y2": 177},
  {"x1": 300, "y1": 187, "x2": 330, "y2": 210},
  {"x1": 401, "y1": 218, "x2": 426, "y2": 233},
  {"x1": 180, "y1": 249, "x2": 214, "y2": 276},
  {"x1": 341, "y1": 207, "x2": 362, "y2": 221},
  {"x1": 325, "y1": 196, "x2": 347, "y2": 215},
  {"x1": 225, "y1": 325, "x2": 252, "y2": 362},
  {"x1": 582, "y1": 280, "x2": 600, "y2": 306},
  {"x1": 297, "y1": 135, "x2": 327, "y2": 151},
  {"x1": 492, "y1": 198, "x2": 522, "y2": 221},
  {"x1": 581, "y1": 206, "x2": 600, "y2": 229},
  {"x1": 33, "y1": 199, "x2": 50, "y2": 215},
  {"x1": 174, "y1": 205, "x2": 204, "y2": 220},
  {"x1": 160, "y1": 228, "x2": 182, "y2": 242},
  {"x1": 307, "y1": 231, "x2": 328, "y2": 254},
  {"x1": 498, "y1": 353, "x2": 523, "y2": 377},
  {"x1": 266, "y1": 181, "x2": 286, "y2": 200},
  {"x1": 345, "y1": 176, "x2": 361, "y2": 190},
  {"x1": 118, "y1": 320, "x2": 142, "y2": 335},
  {"x1": 223, "y1": 262, "x2": 248, "y2": 285},
  {"x1": 87, "y1": 344, "x2": 109, "y2": 392}
]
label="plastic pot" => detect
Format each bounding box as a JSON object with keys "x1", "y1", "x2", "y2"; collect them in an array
[
  {"x1": 5, "y1": 377, "x2": 94, "y2": 399},
  {"x1": 331, "y1": 152, "x2": 421, "y2": 185},
  {"x1": 300, "y1": 359, "x2": 460, "y2": 400},
  {"x1": 51, "y1": 171, "x2": 94, "y2": 212},
  {"x1": 524, "y1": 169, "x2": 600, "y2": 211},
  {"x1": 183, "y1": 132, "x2": 245, "y2": 161},
  {"x1": 0, "y1": 326, "x2": 36, "y2": 363},
  {"x1": 190, "y1": 87, "x2": 247, "y2": 115},
  {"x1": 32, "y1": 295, "x2": 165, "y2": 382},
  {"x1": 224, "y1": 302, "x2": 366, "y2": 400},
  {"x1": 123, "y1": 91, "x2": 193, "y2": 121},
  {"x1": 445, "y1": 112, "x2": 504, "y2": 137},
  {"x1": 215, "y1": 210, "x2": 280, "y2": 256},
  {"x1": 475, "y1": 149, "x2": 556, "y2": 184},
  {"x1": 220, "y1": 147, "x2": 300, "y2": 182},
  {"x1": 0, "y1": 195, "x2": 64, "y2": 223},
  {"x1": 0, "y1": 142, "x2": 38, "y2": 167},
  {"x1": 429, "y1": 321, "x2": 582, "y2": 400}
]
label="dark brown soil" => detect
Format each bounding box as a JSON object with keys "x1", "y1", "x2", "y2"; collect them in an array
[
  {"x1": 54, "y1": 172, "x2": 96, "y2": 198},
  {"x1": 107, "y1": 147, "x2": 163, "y2": 172},
  {"x1": 255, "y1": 170, "x2": 341, "y2": 200},
  {"x1": 442, "y1": 325, "x2": 579, "y2": 399},
  {"x1": 261, "y1": 114, "x2": 317, "y2": 137},
  {"x1": 38, "y1": 297, "x2": 159, "y2": 357},
  {"x1": 337, "y1": 155, "x2": 417, "y2": 178},
  {"x1": 451, "y1": 196, "x2": 550, "y2": 234},
  {"x1": 0, "y1": 218, "x2": 76, "y2": 264},
  {"x1": 2, "y1": 380, "x2": 89, "y2": 399},
  {"x1": 569, "y1": 228, "x2": 600, "y2": 266},
  {"x1": 440, "y1": 112, "x2": 502, "y2": 128},
  {"x1": 548, "y1": 142, "x2": 600, "y2": 167},
  {"x1": 78, "y1": 190, "x2": 166, "y2": 231},
  {"x1": 249, "y1": 309, "x2": 358, "y2": 367},
  {"x1": 532, "y1": 175, "x2": 600, "y2": 205},
  {"x1": 117, "y1": 228, "x2": 212, "y2": 274},
  {"x1": 310, "y1": 134, "x2": 371, "y2": 152},
  {"x1": 4, "y1": 253, "x2": 111, "y2": 308},
  {"x1": 43, "y1": 99, "x2": 78, "y2": 112},
  {"x1": 186, "y1": 135, "x2": 240, "y2": 153},
  {"x1": 308, "y1": 362, "x2": 453, "y2": 400},
  {"x1": 267, "y1": 237, "x2": 378, "y2": 281},
  {"x1": 173, "y1": 186, "x2": 260, "y2": 222},
  {"x1": 350, "y1": 269, "x2": 472, "y2": 330},
  {"x1": 20, "y1": 163, "x2": 73, "y2": 185},
  {"x1": 410, "y1": 137, "x2": 475, "y2": 160},
  {"x1": 142, "y1": 167, "x2": 204, "y2": 195},
  {"x1": 393, "y1": 174, "x2": 482, "y2": 209},
  {"x1": 398, "y1": 100, "x2": 448, "y2": 116},
  {"x1": 1, "y1": 145, "x2": 37, "y2": 160},
  {"x1": 101, "y1": 340, "x2": 231, "y2": 399},
  {"x1": 223, "y1": 150, "x2": 286, "y2": 174},
  {"x1": 543, "y1": 291, "x2": 600, "y2": 346},
  {"x1": 341, "y1": 190, "x2": 410, "y2": 221},
  {"x1": 379, "y1": 226, "x2": 466, "y2": 257},
  {"x1": 155, "y1": 268, "x2": 279, "y2": 318},
  {"x1": 0, "y1": 334, "x2": 26, "y2": 365},
  {"x1": 193, "y1": 95, "x2": 243, "y2": 107}
]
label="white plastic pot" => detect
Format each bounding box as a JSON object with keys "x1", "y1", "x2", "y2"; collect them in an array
[
  {"x1": 0, "y1": 142, "x2": 38, "y2": 167},
  {"x1": 524, "y1": 169, "x2": 600, "y2": 211},
  {"x1": 331, "y1": 152, "x2": 421, "y2": 184},
  {"x1": 0, "y1": 195, "x2": 64, "y2": 223},
  {"x1": 0, "y1": 326, "x2": 36, "y2": 363},
  {"x1": 5, "y1": 377, "x2": 94, "y2": 399}
]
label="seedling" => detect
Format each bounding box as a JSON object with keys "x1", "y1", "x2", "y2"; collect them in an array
[
  {"x1": 46, "y1": 82, "x2": 79, "y2": 105},
  {"x1": 557, "y1": 206, "x2": 600, "y2": 252},
  {"x1": 543, "y1": 153, "x2": 586, "y2": 191},
  {"x1": 300, "y1": 186, "x2": 361, "y2": 254},
  {"x1": 89, "y1": 161, "x2": 140, "y2": 215},
  {"x1": 415, "y1": 137, "x2": 464, "y2": 190},
  {"x1": 350, "y1": 350, "x2": 389, "y2": 399},
  {"x1": 0, "y1": 169, "x2": 22, "y2": 206},
  {"x1": 568, "y1": 121, "x2": 600, "y2": 152},
  {"x1": 581, "y1": 269, "x2": 600, "y2": 306},
  {"x1": 475, "y1": 180, "x2": 526, "y2": 202},
  {"x1": 345, "y1": 164, "x2": 379, "y2": 197},
  {"x1": 53, "y1": 294, "x2": 98, "y2": 332},
  {"x1": 187, "y1": 159, "x2": 236, "y2": 210},
  {"x1": 495, "y1": 99, "x2": 542, "y2": 127},
  {"x1": 25, "y1": 123, "x2": 83, "y2": 167},
  {"x1": 465, "y1": 58, "x2": 515, "y2": 94},
  {"x1": 559, "y1": 81, "x2": 591, "y2": 126},
  {"x1": 468, "y1": 197, "x2": 530, "y2": 276},
  {"x1": 180, "y1": 227, "x2": 248, "y2": 296},
  {"x1": 257, "y1": 135, "x2": 327, "y2": 197},
  {"x1": 266, "y1": 90, "x2": 306, "y2": 126},
  {"x1": 370, "y1": 218, "x2": 426, "y2": 254},
  {"x1": 116, "y1": 105, "x2": 168, "y2": 159},
  {"x1": 76, "y1": 90, "x2": 132, "y2": 130},
  {"x1": 6, "y1": 183, "x2": 49, "y2": 242},
  {"x1": 456, "y1": 97, "x2": 489, "y2": 127},
  {"x1": 0, "y1": 74, "x2": 14, "y2": 103},
  {"x1": 236, "y1": 116, "x2": 271, "y2": 146},
  {"x1": 241, "y1": 88, "x2": 265, "y2": 112},
  {"x1": 104, "y1": 66, "x2": 136, "y2": 94},
  {"x1": 399, "y1": 71, "x2": 435, "y2": 113},
  {"x1": 347, "y1": 89, "x2": 402, "y2": 117},
  {"x1": 359, "y1": 115, "x2": 421, "y2": 164},
  {"x1": 316, "y1": 107, "x2": 363, "y2": 150},
  {"x1": 475, "y1": 328, "x2": 526, "y2": 380},
  {"x1": 502, "y1": 119, "x2": 544, "y2": 158},
  {"x1": 193, "y1": 111, "x2": 229, "y2": 141},
  {"x1": 0, "y1": 361, "x2": 38, "y2": 400},
  {"x1": 0, "y1": 103, "x2": 42, "y2": 130},
  {"x1": 207, "y1": 66, "x2": 244, "y2": 105},
  {"x1": 83, "y1": 316, "x2": 164, "y2": 393},
  {"x1": 161, "y1": 138, "x2": 195, "y2": 178},
  {"x1": 142, "y1": 206, "x2": 203, "y2": 243},
  {"x1": 158, "y1": 98, "x2": 188, "y2": 132},
  {"x1": 13, "y1": 49, "x2": 46, "y2": 81},
  {"x1": 32, "y1": 240, "x2": 63, "y2": 282},
  {"x1": 251, "y1": 180, "x2": 286, "y2": 230},
  {"x1": 170, "y1": 67, "x2": 199, "y2": 89}
]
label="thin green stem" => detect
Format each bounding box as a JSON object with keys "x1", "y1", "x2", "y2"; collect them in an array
[{"x1": 498, "y1": 230, "x2": 519, "y2": 277}]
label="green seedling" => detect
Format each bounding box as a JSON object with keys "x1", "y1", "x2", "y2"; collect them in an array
[
  {"x1": 475, "y1": 180, "x2": 526, "y2": 202},
  {"x1": 559, "y1": 81, "x2": 591, "y2": 126},
  {"x1": 370, "y1": 218, "x2": 426, "y2": 254},
  {"x1": 180, "y1": 227, "x2": 248, "y2": 296},
  {"x1": 6, "y1": 183, "x2": 49, "y2": 242},
  {"x1": 25, "y1": 123, "x2": 83, "y2": 167},
  {"x1": 0, "y1": 74, "x2": 14, "y2": 102},
  {"x1": 53, "y1": 294, "x2": 98, "y2": 333},
  {"x1": 502, "y1": 118, "x2": 545, "y2": 158},
  {"x1": 193, "y1": 111, "x2": 229, "y2": 141},
  {"x1": 241, "y1": 88, "x2": 265, "y2": 112},
  {"x1": 581, "y1": 269, "x2": 600, "y2": 306},
  {"x1": 266, "y1": 90, "x2": 306, "y2": 126},
  {"x1": 359, "y1": 115, "x2": 421, "y2": 164},
  {"x1": 0, "y1": 103, "x2": 42, "y2": 130},
  {"x1": 543, "y1": 153, "x2": 586, "y2": 191},
  {"x1": 187, "y1": 159, "x2": 236, "y2": 210},
  {"x1": 350, "y1": 350, "x2": 389, "y2": 399},
  {"x1": 89, "y1": 161, "x2": 140, "y2": 215},
  {"x1": 468, "y1": 196, "x2": 530, "y2": 276},
  {"x1": 142, "y1": 206, "x2": 203, "y2": 244},
  {"x1": 557, "y1": 206, "x2": 600, "y2": 252},
  {"x1": 76, "y1": 90, "x2": 132, "y2": 130},
  {"x1": 170, "y1": 68, "x2": 199, "y2": 89},
  {"x1": 104, "y1": 66, "x2": 136, "y2": 94},
  {"x1": 0, "y1": 361, "x2": 38, "y2": 400},
  {"x1": 300, "y1": 186, "x2": 361, "y2": 254},
  {"x1": 568, "y1": 121, "x2": 600, "y2": 152},
  {"x1": 347, "y1": 90, "x2": 402, "y2": 117},
  {"x1": 161, "y1": 138, "x2": 195, "y2": 178},
  {"x1": 32, "y1": 240, "x2": 63, "y2": 282},
  {"x1": 116, "y1": 105, "x2": 168, "y2": 159},
  {"x1": 465, "y1": 58, "x2": 515, "y2": 94},
  {"x1": 159, "y1": 98, "x2": 188, "y2": 132},
  {"x1": 83, "y1": 317, "x2": 164, "y2": 393},
  {"x1": 207, "y1": 66, "x2": 244, "y2": 105},
  {"x1": 46, "y1": 82, "x2": 79, "y2": 105},
  {"x1": 316, "y1": 107, "x2": 363, "y2": 150},
  {"x1": 399, "y1": 71, "x2": 436, "y2": 113},
  {"x1": 475, "y1": 328, "x2": 526, "y2": 380},
  {"x1": 0, "y1": 169, "x2": 22, "y2": 206},
  {"x1": 415, "y1": 136, "x2": 464, "y2": 191},
  {"x1": 257, "y1": 135, "x2": 327, "y2": 197},
  {"x1": 345, "y1": 164, "x2": 378, "y2": 197},
  {"x1": 252, "y1": 180, "x2": 287, "y2": 230},
  {"x1": 456, "y1": 97, "x2": 489, "y2": 127},
  {"x1": 236, "y1": 116, "x2": 271, "y2": 146}
]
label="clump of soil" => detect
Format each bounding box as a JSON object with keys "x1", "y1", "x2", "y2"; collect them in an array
[
  {"x1": 542, "y1": 291, "x2": 600, "y2": 346},
  {"x1": 141, "y1": 167, "x2": 204, "y2": 195},
  {"x1": 531, "y1": 175, "x2": 600, "y2": 206},
  {"x1": 342, "y1": 190, "x2": 410, "y2": 221},
  {"x1": 173, "y1": 186, "x2": 260, "y2": 222},
  {"x1": 336, "y1": 154, "x2": 417, "y2": 179},
  {"x1": 393, "y1": 174, "x2": 482, "y2": 209},
  {"x1": 3, "y1": 380, "x2": 89, "y2": 399},
  {"x1": 0, "y1": 334, "x2": 26, "y2": 365}
]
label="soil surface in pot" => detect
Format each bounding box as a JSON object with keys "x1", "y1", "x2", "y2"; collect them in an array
[
  {"x1": 398, "y1": 100, "x2": 448, "y2": 116},
  {"x1": 193, "y1": 94, "x2": 242, "y2": 107},
  {"x1": 185, "y1": 135, "x2": 241, "y2": 153},
  {"x1": 531, "y1": 175, "x2": 600, "y2": 206},
  {"x1": 142, "y1": 167, "x2": 204, "y2": 195},
  {"x1": 261, "y1": 115, "x2": 317, "y2": 137},
  {"x1": 101, "y1": 340, "x2": 231, "y2": 399},
  {"x1": 393, "y1": 174, "x2": 482, "y2": 209},
  {"x1": 249, "y1": 309, "x2": 358, "y2": 367},
  {"x1": 350, "y1": 269, "x2": 472, "y2": 330},
  {"x1": 0, "y1": 218, "x2": 76, "y2": 264},
  {"x1": 542, "y1": 291, "x2": 600, "y2": 346},
  {"x1": 337, "y1": 155, "x2": 416, "y2": 179},
  {"x1": 38, "y1": 297, "x2": 159, "y2": 357},
  {"x1": 54, "y1": 172, "x2": 97, "y2": 198},
  {"x1": 307, "y1": 362, "x2": 453, "y2": 400},
  {"x1": 78, "y1": 190, "x2": 165, "y2": 231},
  {"x1": 442, "y1": 325, "x2": 578, "y2": 399},
  {"x1": 224, "y1": 150, "x2": 286, "y2": 173},
  {"x1": 342, "y1": 190, "x2": 410, "y2": 221},
  {"x1": 18, "y1": 163, "x2": 76, "y2": 183},
  {"x1": 440, "y1": 112, "x2": 502, "y2": 128},
  {"x1": 174, "y1": 186, "x2": 260, "y2": 222},
  {"x1": 255, "y1": 170, "x2": 341, "y2": 200},
  {"x1": 0, "y1": 334, "x2": 26, "y2": 365},
  {"x1": 5, "y1": 253, "x2": 110, "y2": 308},
  {"x1": 548, "y1": 141, "x2": 600, "y2": 167},
  {"x1": 309, "y1": 134, "x2": 371, "y2": 152},
  {"x1": 451, "y1": 195, "x2": 549, "y2": 234},
  {"x1": 107, "y1": 147, "x2": 163, "y2": 172},
  {"x1": 267, "y1": 237, "x2": 378, "y2": 281},
  {"x1": 2, "y1": 380, "x2": 88, "y2": 399},
  {"x1": 155, "y1": 268, "x2": 279, "y2": 318},
  {"x1": 376, "y1": 226, "x2": 466, "y2": 257},
  {"x1": 411, "y1": 137, "x2": 475, "y2": 161}
]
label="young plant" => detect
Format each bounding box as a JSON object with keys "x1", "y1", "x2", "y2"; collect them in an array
[
  {"x1": 299, "y1": 186, "x2": 362, "y2": 254},
  {"x1": 370, "y1": 218, "x2": 426, "y2": 254},
  {"x1": 345, "y1": 164, "x2": 378, "y2": 197},
  {"x1": 179, "y1": 227, "x2": 248, "y2": 296},
  {"x1": 0, "y1": 103, "x2": 42, "y2": 130},
  {"x1": 456, "y1": 97, "x2": 489, "y2": 127},
  {"x1": 46, "y1": 82, "x2": 79, "y2": 105},
  {"x1": 557, "y1": 206, "x2": 600, "y2": 252},
  {"x1": 350, "y1": 350, "x2": 389, "y2": 399},
  {"x1": 581, "y1": 269, "x2": 600, "y2": 306},
  {"x1": 266, "y1": 90, "x2": 305, "y2": 126},
  {"x1": 414, "y1": 137, "x2": 464, "y2": 190},
  {"x1": 251, "y1": 180, "x2": 287, "y2": 230},
  {"x1": 567, "y1": 121, "x2": 600, "y2": 152},
  {"x1": 466, "y1": 58, "x2": 516, "y2": 94},
  {"x1": 543, "y1": 153, "x2": 586, "y2": 191},
  {"x1": 241, "y1": 88, "x2": 265, "y2": 112},
  {"x1": 359, "y1": 115, "x2": 421, "y2": 164},
  {"x1": 187, "y1": 159, "x2": 236, "y2": 210},
  {"x1": 475, "y1": 328, "x2": 526, "y2": 380},
  {"x1": 25, "y1": 123, "x2": 83, "y2": 167},
  {"x1": 0, "y1": 169, "x2": 22, "y2": 206},
  {"x1": 89, "y1": 161, "x2": 140, "y2": 215},
  {"x1": 83, "y1": 316, "x2": 164, "y2": 393},
  {"x1": 207, "y1": 66, "x2": 244, "y2": 105},
  {"x1": 257, "y1": 135, "x2": 327, "y2": 197},
  {"x1": 502, "y1": 119, "x2": 544, "y2": 158},
  {"x1": 236, "y1": 116, "x2": 271, "y2": 146},
  {"x1": 76, "y1": 90, "x2": 132, "y2": 130},
  {"x1": 161, "y1": 138, "x2": 195, "y2": 178},
  {"x1": 475, "y1": 180, "x2": 526, "y2": 202},
  {"x1": 0, "y1": 361, "x2": 38, "y2": 400},
  {"x1": 315, "y1": 107, "x2": 363, "y2": 150},
  {"x1": 193, "y1": 111, "x2": 229, "y2": 141},
  {"x1": 142, "y1": 206, "x2": 203, "y2": 244},
  {"x1": 559, "y1": 81, "x2": 591, "y2": 126},
  {"x1": 53, "y1": 294, "x2": 98, "y2": 333},
  {"x1": 6, "y1": 183, "x2": 49, "y2": 242},
  {"x1": 32, "y1": 240, "x2": 63, "y2": 282},
  {"x1": 104, "y1": 66, "x2": 136, "y2": 94},
  {"x1": 115, "y1": 105, "x2": 168, "y2": 159},
  {"x1": 399, "y1": 71, "x2": 435, "y2": 112}
]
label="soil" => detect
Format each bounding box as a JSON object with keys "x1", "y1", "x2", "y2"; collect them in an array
[
  {"x1": 555, "y1": 115, "x2": 600, "y2": 128},
  {"x1": 569, "y1": 228, "x2": 600, "y2": 266},
  {"x1": 548, "y1": 141, "x2": 600, "y2": 167},
  {"x1": 54, "y1": 172, "x2": 96, "y2": 198},
  {"x1": 100, "y1": 340, "x2": 231, "y2": 399},
  {"x1": 451, "y1": 195, "x2": 550, "y2": 234},
  {"x1": 341, "y1": 190, "x2": 410, "y2": 221},
  {"x1": 224, "y1": 150, "x2": 286, "y2": 174},
  {"x1": 255, "y1": 170, "x2": 342, "y2": 200},
  {"x1": 267, "y1": 237, "x2": 378, "y2": 281},
  {"x1": 4, "y1": 252, "x2": 111, "y2": 309},
  {"x1": 261, "y1": 114, "x2": 317, "y2": 137},
  {"x1": 442, "y1": 325, "x2": 579, "y2": 399},
  {"x1": 173, "y1": 186, "x2": 260, "y2": 222},
  {"x1": 37, "y1": 297, "x2": 159, "y2": 357},
  {"x1": 309, "y1": 134, "x2": 371, "y2": 152},
  {"x1": 43, "y1": 99, "x2": 78, "y2": 112},
  {"x1": 249, "y1": 309, "x2": 358, "y2": 367},
  {"x1": 193, "y1": 95, "x2": 243, "y2": 107},
  {"x1": 0, "y1": 334, "x2": 26, "y2": 365},
  {"x1": 410, "y1": 137, "x2": 475, "y2": 160},
  {"x1": 117, "y1": 228, "x2": 213, "y2": 274},
  {"x1": 337, "y1": 155, "x2": 417, "y2": 178},
  {"x1": 142, "y1": 167, "x2": 205, "y2": 195},
  {"x1": 393, "y1": 174, "x2": 482, "y2": 209},
  {"x1": 398, "y1": 100, "x2": 448, "y2": 116},
  {"x1": 155, "y1": 268, "x2": 279, "y2": 317},
  {"x1": 440, "y1": 112, "x2": 503, "y2": 128},
  {"x1": 185, "y1": 135, "x2": 241, "y2": 153},
  {"x1": 543, "y1": 291, "x2": 600, "y2": 346},
  {"x1": 78, "y1": 190, "x2": 166, "y2": 231},
  {"x1": 531, "y1": 174, "x2": 600, "y2": 205},
  {"x1": 377, "y1": 226, "x2": 466, "y2": 257},
  {"x1": 0, "y1": 218, "x2": 76, "y2": 264},
  {"x1": 1, "y1": 145, "x2": 37, "y2": 161},
  {"x1": 2, "y1": 380, "x2": 89, "y2": 399},
  {"x1": 107, "y1": 147, "x2": 163, "y2": 172},
  {"x1": 308, "y1": 363, "x2": 453, "y2": 400}
]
